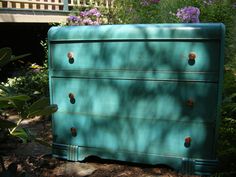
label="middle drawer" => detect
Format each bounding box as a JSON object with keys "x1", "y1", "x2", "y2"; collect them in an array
[{"x1": 51, "y1": 77, "x2": 217, "y2": 123}]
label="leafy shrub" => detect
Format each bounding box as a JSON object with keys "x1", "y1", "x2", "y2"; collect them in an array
[
  {"x1": 1, "y1": 62, "x2": 49, "y2": 103},
  {"x1": 218, "y1": 117, "x2": 236, "y2": 173},
  {"x1": 0, "y1": 47, "x2": 57, "y2": 144}
]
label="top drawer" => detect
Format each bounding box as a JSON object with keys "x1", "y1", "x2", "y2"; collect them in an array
[{"x1": 50, "y1": 40, "x2": 220, "y2": 72}]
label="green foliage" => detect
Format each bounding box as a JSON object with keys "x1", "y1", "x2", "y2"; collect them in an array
[
  {"x1": 218, "y1": 117, "x2": 236, "y2": 174},
  {"x1": 1, "y1": 62, "x2": 49, "y2": 103},
  {"x1": 199, "y1": 0, "x2": 236, "y2": 67},
  {"x1": 112, "y1": 0, "x2": 235, "y2": 24},
  {"x1": 0, "y1": 47, "x2": 30, "y2": 68},
  {"x1": 112, "y1": 0, "x2": 192, "y2": 24},
  {"x1": 40, "y1": 39, "x2": 48, "y2": 60},
  {"x1": 0, "y1": 94, "x2": 57, "y2": 143},
  {"x1": 0, "y1": 47, "x2": 57, "y2": 145},
  {"x1": 216, "y1": 68, "x2": 236, "y2": 174}
]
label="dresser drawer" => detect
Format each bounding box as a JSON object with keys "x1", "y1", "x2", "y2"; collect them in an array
[
  {"x1": 52, "y1": 112, "x2": 215, "y2": 159},
  {"x1": 50, "y1": 41, "x2": 219, "y2": 72},
  {"x1": 51, "y1": 77, "x2": 217, "y2": 123}
]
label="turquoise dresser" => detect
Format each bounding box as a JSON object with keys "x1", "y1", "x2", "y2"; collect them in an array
[{"x1": 48, "y1": 24, "x2": 225, "y2": 175}]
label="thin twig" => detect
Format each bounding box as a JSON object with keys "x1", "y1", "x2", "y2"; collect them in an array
[{"x1": 9, "y1": 118, "x2": 23, "y2": 134}]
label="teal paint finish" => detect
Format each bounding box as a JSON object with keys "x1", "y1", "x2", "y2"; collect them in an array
[
  {"x1": 50, "y1": 41, "x2": 220, "y2": 72},
  {"x1": 48, "y1": 24, "x2": 225, "y2": 175},
  {"x1": 52, "y1": 113, "x2": 215, "y2": 159},
  {"x1": 48, "y1": 24, "x2": 223, "y2": 41},
  {"x1": 51, "y1": 78, "x2": 217, "y2": 123}
]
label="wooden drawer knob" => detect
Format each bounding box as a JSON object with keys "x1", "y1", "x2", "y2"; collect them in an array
[
  {"x1": 71, "y1": 127, "x2": 77, "y2": 137},
  {"x1": 184, "y1": 136, "x2": 192, "y2": 148},
  {"x1": 67, "y1": 52, "x2": 74, "y2": 64},
  {"x1": 188, "y1": 52, "x2": 196, "y2": 60},
  {"x1": 68, "y1": 93, "x2": 76, "y2": 104},
  {"x1": 186, "y1": 99, "x2": 194, "y2": 107}
]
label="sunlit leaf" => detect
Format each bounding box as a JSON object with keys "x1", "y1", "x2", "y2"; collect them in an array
[
  {"x1": 10, "y1": 53, "x2": 31, "y2": 62},
  {"x1": 0, "y1": 95, "x2": 31, "y2": 102},
  {"x1": 11, "y1": 128, "x2": 31, "y2": 143},
  {"x1": 8, "y1": 95, "x2": 31, "y2": 101},
  {"x1": 28, "y1": 104, "x2": 58, "y2": 118}
]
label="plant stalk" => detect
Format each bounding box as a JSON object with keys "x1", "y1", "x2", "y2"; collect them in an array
[{"x1": 9, "y1": 118, "x2": 23, "y2": 134}]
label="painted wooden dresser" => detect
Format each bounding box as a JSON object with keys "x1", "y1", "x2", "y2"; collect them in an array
[{"x1": 48, "y1": 24, "x2": 225, "y2": 175}]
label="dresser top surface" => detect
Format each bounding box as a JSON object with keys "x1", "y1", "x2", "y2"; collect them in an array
[{"x1": 48, "y1": 23, "x2": 225, "y2": 41}]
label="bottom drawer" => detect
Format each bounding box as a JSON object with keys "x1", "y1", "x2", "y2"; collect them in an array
[{"x1": 52, "y1": 112, "x2": 215, "y2": 159}]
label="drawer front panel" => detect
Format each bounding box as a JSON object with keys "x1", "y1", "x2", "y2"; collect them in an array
[
  {"x1": 52, "y1": 113, "x2": 214, "y2": 159},
  {"x1": 50, "y1": 41, "x2": 219, "y2": 72},
  {"x1": 51, "y1": 78, "x2": 217, "y2": 123}
]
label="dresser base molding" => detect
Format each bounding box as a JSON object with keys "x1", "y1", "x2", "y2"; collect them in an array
[{"x1": 52, "y1": 143, "x2": 218, "y2": 175}]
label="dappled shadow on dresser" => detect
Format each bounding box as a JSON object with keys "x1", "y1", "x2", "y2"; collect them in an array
[{"x1": 49, "y1": 24, "x2": 223, "y2": 173}]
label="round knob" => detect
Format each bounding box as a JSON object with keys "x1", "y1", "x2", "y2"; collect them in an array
[
  {"x1": 71, "y1": 127, "x2": 77, "y2": 137},
  {"x1": 184, "y1": 136, "x2": 192, "y2": 148},
  {"x1": 188, "y1": 52, "x2": 196, "y2": 60},
  {"x1": 186, "y1": 99, "x2": 194, "y2": 107},
  {"x1": 68, "y1": 93, "x2": 76, "y2": 104},
  {"x1": 67, "y1": 52, "x2": 74, "y2": 64},
  {"x1": 68, "y1": 93, "x2": 74, "y2": 99}
]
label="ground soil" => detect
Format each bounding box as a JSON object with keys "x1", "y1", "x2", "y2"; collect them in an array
[{"x1": 0, "y1": 115, "x2": 199, "y2": 177}]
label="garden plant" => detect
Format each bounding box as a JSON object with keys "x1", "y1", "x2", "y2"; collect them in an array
[{"x1": 0, "y1": 47, "x2": 58, "y2": 175}]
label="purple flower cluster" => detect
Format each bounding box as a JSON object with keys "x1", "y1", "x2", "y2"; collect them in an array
[
  {"x1": 80, "y1": 8, "x2": 101, "y2": 18},
  {"x1": 141, "y1": 0, "x2": 160, "y2": 6},
  {"x1": 176, "y1": 6, "x2": 200, "y2": 23},
  {"x1": 67, "y1": 8, "x2": 101, "y2": 26}
]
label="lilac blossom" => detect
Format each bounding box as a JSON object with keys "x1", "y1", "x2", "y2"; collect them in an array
[
  {"x1": 87, "y1": 8, "x2": 101, "y2": 17},
  {"x1": 67, "y1": 16, "x2": 79, "y2": 22},
  {"x1": 176, "y1": 6, "x2": 200, "y2": 23},
  {"x1": 67, "y1": 8, "x2": 101, "y2": 26}
]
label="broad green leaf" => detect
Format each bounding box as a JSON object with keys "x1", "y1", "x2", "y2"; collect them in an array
[
  {"x1": 10, "y1": 53, "x2": 31, "y2": 62},
  {"x1": 8, "y1": 95, "x2": 31, "y2": 101},
  {"x1": 0, "y1": 100, "x2": 13, "y2": 109},
  {"x1": 11, "y1": 128, "x2": 31, "y2": 143},
  {"x1": 28, "y1": 104, "x2": 58, "y2": 117},
  {"x1": 0, "y1": 95, "x2": 31, "y2": 102},
  {"x1": 0, "y1": 119, "x2": 16, "y2": 128},
  {"x1": 28, "y1": 97, "x2": 50, "y2": 113},
  {"x1": 0, "y1": 95, "x2": 30, "y2": 112}
]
